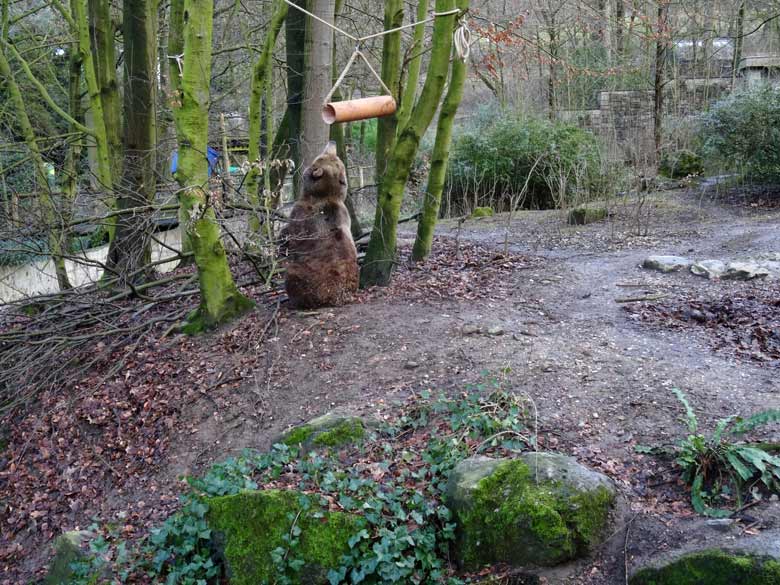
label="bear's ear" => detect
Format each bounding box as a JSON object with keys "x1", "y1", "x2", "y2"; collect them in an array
[
  {"x1": 312, "y1": 167, "x2": 324, "y2": 178},
  {"x1": 321, "y1": 141, "x2": 338, "y2": 157}
]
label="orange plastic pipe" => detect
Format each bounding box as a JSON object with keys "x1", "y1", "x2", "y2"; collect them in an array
[{"x1": 322, "y1": 96, "x2": 397, "y2": 124}]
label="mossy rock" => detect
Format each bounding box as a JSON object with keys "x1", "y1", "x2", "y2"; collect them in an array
[
  {"x1": 568, "y1": 207, "x2": 607, "y2": 226},
  {"x1": 207, "y1": 489, "x2": 365, "y2": 585},
  {"x1": 659, "y1": 150, "x2": 704, "y2": 179},
  {"x1": 447, "y1": 453, "x2": 616, "y2": 570},
  {"x1": 471, "y1": 207, "x2": 495, "y2": 218},
  {"x1": 45, "y1": 531, "x2": 91, "y2": 585},
  {"x1": 279, "y1": 412, "x2": 373, "y2": 450},
  {"x1": 630, "y1": 549, "x2": 780, "y2": 585}
]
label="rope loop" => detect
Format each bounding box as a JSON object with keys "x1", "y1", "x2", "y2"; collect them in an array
[{"x1": 453, "y1": 18, "x2": 471, "y2": 62}]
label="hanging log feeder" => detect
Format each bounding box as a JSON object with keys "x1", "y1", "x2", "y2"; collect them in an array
[{"x1": 322, "y1": 95, "x2": 397, "y2": 125}]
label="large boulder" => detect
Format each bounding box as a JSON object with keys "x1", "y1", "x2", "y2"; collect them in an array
[
  {"x1": 642, "y1": 256, "x2": 693, "y2": 273},
  {"x1": 630, "y1": 536, "x2": 780, "y2": 585},
  {"x1": 207, "y1": 489, "x2": 364, "y2": 585},
  {"x1": 722, "y1": 261, "x2": 771, "y2": 281},
  {"x1": 446, "y1": 453, "x2": 616, "y2": 570},
  {"x1": 278, "y1": 411, "x2": 375, "y2": 450},
  {"x1": 690, "y1": 259, "x2": 727, "y2": 280}
]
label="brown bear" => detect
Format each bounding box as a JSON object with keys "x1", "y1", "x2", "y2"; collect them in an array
[{"x1": 284, "y1": 141, "x2": 359, "y2": 308}]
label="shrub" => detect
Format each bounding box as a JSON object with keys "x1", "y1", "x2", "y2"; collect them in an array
[
  {"x1": 659, "y1": 149, "x2": 704, "y2": 179},
  {"x1": 700, "y1": 85, "x2": 780, "y2": 182},
  {"x1": 445, "y1": 109, "x2": 608, "y2": 214}
]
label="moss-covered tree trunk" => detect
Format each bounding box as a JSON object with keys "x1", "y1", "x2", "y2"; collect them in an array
[
  {"x1": 374, "y1": 0, "x2": 403, "y2": 181},
  {"x1": 412, "y1": 0, "x2": 469, "y2": 262},
  {"x1": 361, "y1": 0, "x2": 457, "y2": 287},
  {"x1": 245, "y1": 0, "x2": 287, "y2": 230},
  {"x1": 105, "y1": 0, "x2": 157, "y2": 283},
  {"x1": 0, "y1": 43, "x2": 70, "y2": 290},
  {"x1": 166, "y1": 0, "x2": 194, "y2": 262},
  {"x1": 73, "y1": 0, "x2": 113, "y2": 192},
  {"x1": 286, "y1": 0, "x2": 307, "y2": 193},
  {"x1": 395, "y1": 0, "x2": 428, "y2": 133},
  {"x1": 173, "y1": 0, "x2": 253, "y2": 332},
  {"x1": 88, "y1": 0, "x2": 122, "y2": 183}
]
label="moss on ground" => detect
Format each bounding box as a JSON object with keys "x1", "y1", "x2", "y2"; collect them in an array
[
  {"x1": 281, "y1": 424, "x2": 315, "y2": 447},
  {"x1": 281, "y1": 416, "x2": 366, "y2": 449},
  {"x1": 458, "y1": 459, "x2": 613, "y2": 568},
  {"x1": 471, "y1": 207, "x2": 494, "y2": 218},
  {"x1": 312, "y1": 419, "x2": 365, "y2": 447},
  {"x1": 207, "y1": 490, "x2": 364, "y2": 585},
  {"x1": 630, "y1": 550, "x2": 780, "y2": 585},
  {"x1": 568, "y1": 207, "x2": 607, "y2": 226}
]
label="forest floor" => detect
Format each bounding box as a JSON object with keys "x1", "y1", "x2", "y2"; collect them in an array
[{"x1": 2, "y1": 184, "x2": 780, "y2": 584}]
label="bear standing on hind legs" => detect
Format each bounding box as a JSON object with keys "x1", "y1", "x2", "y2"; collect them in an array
[{"x1": 284, "y1": 141, "x2": 359, "y2": 308}]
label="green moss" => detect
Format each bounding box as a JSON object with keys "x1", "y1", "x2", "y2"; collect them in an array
[
  {"x1": 45, "y1": 532, "x2": 85, "y2": 585},
  {"x1": 470, "y1": 206, "x2": 494, "y2": 218},
  {"x1": 567, "y1": 207, "x2": 607, "y2": 225},
  {"x1": 281, "y1": 424, "x2": 315, "y2": 447},
  {"x1": 281, "y1": 417, "x2": 366, "y2": 449},
  {"x1": 207, "y1": 490, "x2": 364, "y2": 585},
  {"x1": 312, "y1": 419, "x2": 365, "y2": 447},
  {"x1": 569, "y1": 486, "x2": 615, "y2": 547},
  {"x1": 458, "y1": 460, "x2": 613, "y2": 569},
  {"x1": 630, "y1": 550, "x2": 780, "y2": 585}
]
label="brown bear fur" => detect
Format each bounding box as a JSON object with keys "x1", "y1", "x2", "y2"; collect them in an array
[{"x1": 284, "y1": 141, "x2": 359, "y2": 308}]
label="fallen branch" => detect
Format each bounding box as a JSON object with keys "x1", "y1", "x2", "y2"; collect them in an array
[{"x1": 615, "y1": 294, "x2": 667, "y2": 304}]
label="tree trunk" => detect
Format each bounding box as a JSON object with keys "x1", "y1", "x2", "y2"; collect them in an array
[
  {"x1": 173, "y1": 0, "x2": 253, "y2": 332},
  {"x1": 653, "y1": 1, "x2": 669, "y2": 160},
  {"x1": 374, "y1": 0, "x2": 403, "y2": 181},
  {"x1": 285, "y1": 0, "x2": 306, "y2": 193},
  {"x1": 0, "y1": 43, "x2": 71, "y2": 290},
  {"x1": 105, "y1": 0, "x2": 157, "y2": 283},
  {"x1": 245, "y1": 0, "x2": 287, "y2": 227},
  {"x1": 73, "y1": 0, "x2": 114, "y2": 193},
  {"x1": 300, "y1": 0, "x2": 335, "y2": 171},
  {"x1": 166, "y1": 0, "x2": 194, "y2": 262},
  {"x1": 330, "y1": 0, "x2": 361, "y2": 239},
  {"x1": 396, "y1": 0, "x2": 429, "y2": 133},
  {"x1": 361, "y1": 0, "x2": 457, "y2": 287},
  {"x1": 731, "y1": 0, "x2": 745, "y2": 89},
  {"x1": 412, "y1": 0, "x2": 469, "y2": 262},
  {"x1": 615, "y1": 0, "x2": 625, "y2": 58},
  {"x1": 88, "y1": 0, "x2": 122, "y2": 182}
]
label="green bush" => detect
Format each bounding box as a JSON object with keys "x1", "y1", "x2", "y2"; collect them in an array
[
  {"x1": 659, "y1": 149, "x2": 704, "y2": 178},
  {"x1": 446, "y1": 109, "x2": 608, "y2": 213},
  {"x1": 700, "y1": 85, "x2": 780, "y2": 182}
]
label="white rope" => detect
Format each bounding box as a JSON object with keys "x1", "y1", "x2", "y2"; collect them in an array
[
  {"x1": 453, "y1": 18, "x2": 471, "y2": 62},
  {"x1": 282, "y1": 0, "x2": 468, "y2": 105},
  {"x1": 358, "y1": 9, "x2": 460, "y2": 42},
  {"x1": 282, "y1": 0, "x2": 460, "y2": 44}
]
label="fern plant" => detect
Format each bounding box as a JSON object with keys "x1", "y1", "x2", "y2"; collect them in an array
[{"x1": 672, "y1": 388, "x2": 780, "y2": 517}]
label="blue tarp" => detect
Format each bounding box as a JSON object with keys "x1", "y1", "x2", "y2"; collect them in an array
[{"x1": 170, "y1": 147, "x2": 220, "y2": 177}]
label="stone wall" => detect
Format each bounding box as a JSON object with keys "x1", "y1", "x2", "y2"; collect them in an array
[{"x1": 559, "y1": 90, "x2": 655, "y2": 166}]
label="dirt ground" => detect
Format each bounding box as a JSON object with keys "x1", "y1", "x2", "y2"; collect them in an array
[{"x1": 3, "y1": 185, "x2": 780, "y2": 584}]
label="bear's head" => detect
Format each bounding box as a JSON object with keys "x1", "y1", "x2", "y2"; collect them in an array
[{"x1": 301, "y1": 141, "x2": 347, "y2": 201}]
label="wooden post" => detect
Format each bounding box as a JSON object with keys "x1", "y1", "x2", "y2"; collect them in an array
[{"x1": 220, "y1": 113, "x2": 232, "y2": 205}]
